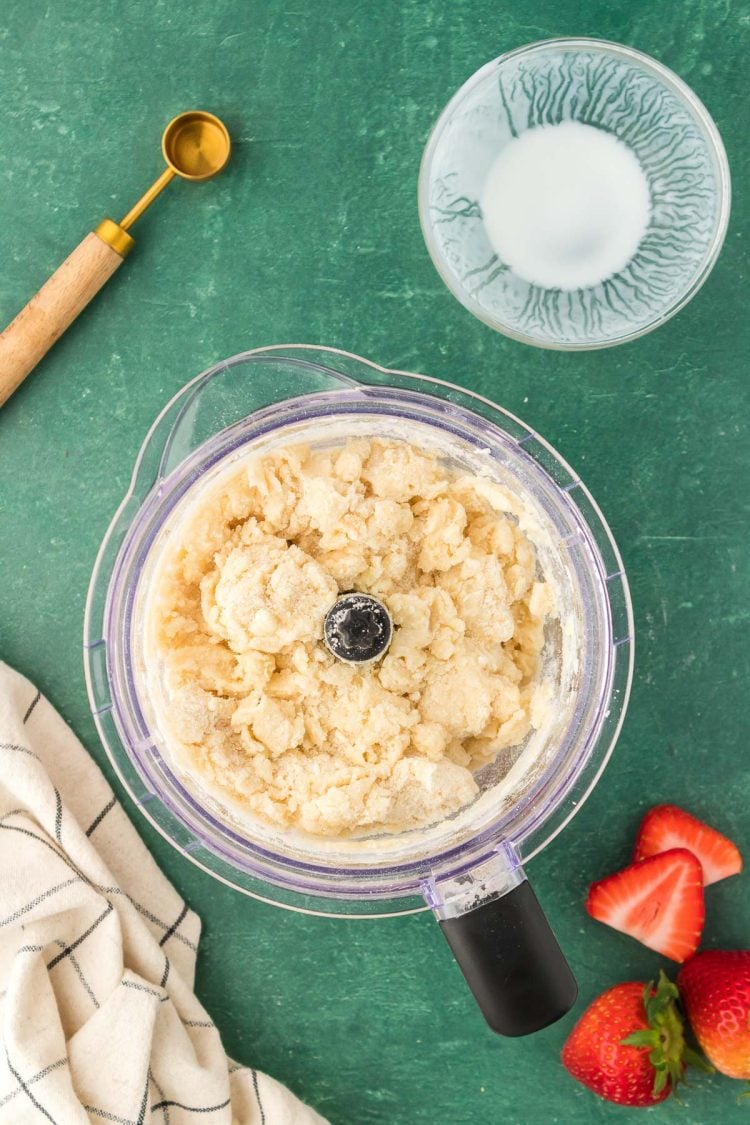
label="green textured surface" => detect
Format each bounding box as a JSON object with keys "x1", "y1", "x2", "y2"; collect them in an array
[{"x1": 1, "y1": 1, "x2": 749, "y2": 1121}]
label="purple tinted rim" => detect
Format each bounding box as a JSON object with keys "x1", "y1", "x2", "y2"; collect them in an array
[{"x1": 104, "y1": 377, "x2": 615, "y2": 898}]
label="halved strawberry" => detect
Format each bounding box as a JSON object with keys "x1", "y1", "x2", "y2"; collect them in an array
[
  {"x1": 586, "y1": 849, "x2": 705, "y2": 962},
  {"x1": 634, "y1": 804, "x2": 742, "y2": 886}
]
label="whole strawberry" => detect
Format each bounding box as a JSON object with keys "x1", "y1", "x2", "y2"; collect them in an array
[
  {"x1": 562, "y1": 972, "x2": 703, "y2": 1106},
  {"x1": 678, "y1": 950, "x2": 750, "y2": 1079}
]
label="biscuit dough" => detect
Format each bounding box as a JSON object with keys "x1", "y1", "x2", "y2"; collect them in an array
[{"x1": 148, "y1": 439, "x2": 554, "y2": 836}]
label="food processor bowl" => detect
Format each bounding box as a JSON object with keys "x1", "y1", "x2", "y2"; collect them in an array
[{"x1": 85, "y1": 345, "x2": 633, "y2": 1035}]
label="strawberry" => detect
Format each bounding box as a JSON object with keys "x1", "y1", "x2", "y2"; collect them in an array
[
  {"x1": 634, "y1": 804, "x2": 742, "y2": 886},
  {"x1": 562, "y1": 972, "x2": 706, "y2": 1105},
  {"x1": 586, "y1": 848, "x2": 705, "y2": 962},
  {"x1": 678, "y1": 950, "x2": 750, "y2": 1079}
]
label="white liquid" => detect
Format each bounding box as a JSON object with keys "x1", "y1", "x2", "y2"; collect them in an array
[{"x1": 481, "y1": 121, "x2": 651, "y2": 291}]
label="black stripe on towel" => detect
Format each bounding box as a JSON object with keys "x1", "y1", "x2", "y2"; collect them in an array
[
  {"x1": 85, "y1": 1105, "x2": 139, "y2": 1124},
  {"x1": 122, "y1": 980, "x2": 168, "y2": 1001},
  {"x1": 0, "y1": 741, "x2": 39, "y2": 759},
  {"x1": 5, "y1": 1050, "x2": 57, "y2": 1123},
  {"x1": 69, "y1": 950, "x2": 100, "y2": 1008},
  {"x1": 150, "y1": 1097, "x2": 231, "y2": 1114},
  {"x1": 22, "y1": 690, "x2": 41, "y2": 724},
  {"x1": 0, "y1": 1056, "x2": 68, "y2": 1110},
  {"x1": 86, "y1": 795, "x2": 116, "y2": 837},
  {"x1": 137, "y1": 1071, "x2": 150, "y2": 1125},
  {"x1": 159, "y1": 901, "x2": 189, "y2": 947},
  {"x1": 47, "y1": 903, "x2": 114, "y2": 969},
  {"x1": 0, "y1": 876, "x2": 80, "y2": 927},
  {"x1": 148, "y1": 1068, "x2": 169, "y2": 1125},
  {"x1": 124, "y1": 896, "x2": 198, "y2": 952},
  {"x1": 252, "y1": 1069, "x2": 266, "y2": 1125},
  {"x1": 53, "y1": 786, "x2": 63, "y2": 843}
]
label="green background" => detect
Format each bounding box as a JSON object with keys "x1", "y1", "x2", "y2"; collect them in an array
[{"x1": 1, "y1": 1, "x2": 748, "y2": 1121}]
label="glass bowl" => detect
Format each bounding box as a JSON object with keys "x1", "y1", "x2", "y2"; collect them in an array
[
  {"x1": 419, "y1": 37, "x2": 731, "y2": 350},
  {"x1": 84, "y1": 346, "x2": 633, "y2": 918}
]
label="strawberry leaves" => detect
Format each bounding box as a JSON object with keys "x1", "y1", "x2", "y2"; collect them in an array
[{"x1": 619, "y1": 973, "x2": 705, "y2": 1098}]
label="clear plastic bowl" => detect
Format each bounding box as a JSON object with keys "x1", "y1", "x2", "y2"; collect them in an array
[
  {"x1": 85, "y1": 346, "x2": 633, "y2": 918},
  {"x1": 419, "y1": 38, "x2": 731, "y2": 349}
]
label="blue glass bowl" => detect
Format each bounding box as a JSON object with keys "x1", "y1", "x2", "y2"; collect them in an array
[{"x1": 419, "y1": 38, "x2": 731, "y2": 350}]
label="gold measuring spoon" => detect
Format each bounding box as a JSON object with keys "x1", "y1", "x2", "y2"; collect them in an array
[{"x1": 0, "y1": 110, "x2": 231, "y2": 408}]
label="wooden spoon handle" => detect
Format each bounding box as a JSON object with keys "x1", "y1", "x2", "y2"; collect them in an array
[{"x1": 0, "y1": 227, "x2": 130, "y2": 408}]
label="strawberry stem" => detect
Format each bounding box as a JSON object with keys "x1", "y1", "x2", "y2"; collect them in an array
[
  {"x1": 682, "y1": 1046, "x2": 714, "y2": 1075},
  {"x1": 620, "y1": 971, "x2": 697, "y2": 1099}
]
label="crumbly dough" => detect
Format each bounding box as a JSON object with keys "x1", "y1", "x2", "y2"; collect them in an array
[{"x1": 148, "y1": 439, "x2": 554, "y2": 836}]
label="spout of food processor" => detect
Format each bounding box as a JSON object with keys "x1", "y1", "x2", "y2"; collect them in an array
[{"x1": 423, "y1": 843, "x2": 577, "y2": 1037}]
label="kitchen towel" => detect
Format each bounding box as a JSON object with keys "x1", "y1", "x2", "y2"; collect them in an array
[{"x1": 0, "y1": 663, "x2": 328, "y2": 1125}]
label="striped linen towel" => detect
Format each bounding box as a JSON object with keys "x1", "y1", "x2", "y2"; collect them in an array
[{"x1": 0, "y1": 663, "x2": 328, "y2": 1125}]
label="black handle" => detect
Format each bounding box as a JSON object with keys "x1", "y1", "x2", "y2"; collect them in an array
[{"x1": 438, "y1": 879, "x2": 577, "y2": 1037}]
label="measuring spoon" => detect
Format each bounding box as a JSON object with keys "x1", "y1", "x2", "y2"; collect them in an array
[{"x1": 0, "y1": 110, "x2": 231, "y2": 407}]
